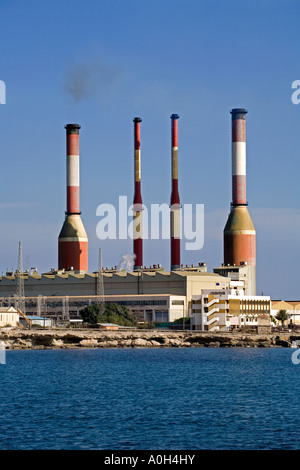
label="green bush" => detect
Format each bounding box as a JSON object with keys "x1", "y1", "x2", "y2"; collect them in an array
[
  {"x1": 173, "y1": 316, "x2": 190, "y2": 325},
  {"x1": 80, "y1": 303, "x2": 137, "y2": 327}
]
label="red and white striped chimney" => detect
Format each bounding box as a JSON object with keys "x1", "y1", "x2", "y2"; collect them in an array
[
  {"x1": 58, "y1": 124, "x2": 88, "y2": 272},
  {"x1": 224, "y1": 109, "x2": 256, "y2": 295},
  {"x1": 170, "y1": 114, "x2": 181, "y2": 270},
  {"x1": 133, "y1": 117, "x2": 143, "y2": 270},
  {"x1": 232, "y1": 109, "x2": 247, "y2": 205},
  {"x1": 66, "y1": 123, "x2": 80, "y2": 215}
]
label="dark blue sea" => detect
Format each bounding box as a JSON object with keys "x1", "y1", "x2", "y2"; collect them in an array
[{"x1": 0, "y1": 347, "x2": 299, "y2": 450}]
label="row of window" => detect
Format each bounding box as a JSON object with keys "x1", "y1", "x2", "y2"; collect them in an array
[
  {"x1": 1, "y1": 299, "x2": 168, "y2": 309},
  {"x1": 0, "y1": 314, "x2": 16, "y2": 322}
]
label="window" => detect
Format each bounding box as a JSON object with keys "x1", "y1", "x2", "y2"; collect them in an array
[{"x1": 155, "y1": 312, "x2": 168, "y2": 322}]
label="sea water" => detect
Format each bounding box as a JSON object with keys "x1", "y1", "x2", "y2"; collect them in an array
[{"x1": 0, "y1": 347, "x2": 299, "y2": 450}]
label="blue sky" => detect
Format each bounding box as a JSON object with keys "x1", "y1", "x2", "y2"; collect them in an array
[{"x1": 0, "y1": 0, "x2": 299, "y2": 299}]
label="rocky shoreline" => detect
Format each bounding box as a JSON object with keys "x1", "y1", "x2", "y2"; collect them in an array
[{"x1": 0, "y1": 328, "x2": 299, "y2": 349}]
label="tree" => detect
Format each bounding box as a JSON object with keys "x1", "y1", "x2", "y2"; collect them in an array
[
  {"x1": 79, "y1": 304, "x2": 99, "y2": 324},
  {"x1": 275, "y1": 309, "x2": 288, "y2": 327},
  {"x1": 80, "y1": 303, "x2": 137, "y2": 327}
]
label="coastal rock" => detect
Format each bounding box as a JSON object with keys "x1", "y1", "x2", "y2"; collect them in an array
[
  {"x1": 149, "y1": 335, "x2": 168, "y2": 345},
  {"x1": 0, "y1": 328, "x2": 298, "y2": 350},
  {"x1": 79, "y1": 339, "x2": 98, "y2": 348},
  {"x1": 12, "y1": 339, "x2": 32, "y2": 349},
  {"x1": 31, "y1": 334, "x2": 54, "y2": 348},
  {"x1": 150, "y1": 340, "x2": 162, "y2": 347},
  {"x1": 118, "y1": 339, "x2": 133, "y2": 348},
  {"x1": 276, "y1": 339, "x2": 291, "y2": 348},
  {"x1": 168, "y1": 338, "x2": 183, "y2": 347},
  {"x1": 52, "y1": 339, "x2": 64, "y2": 348},
  {"x1": 103, "y1": 340, "x2": 119, "y2": 348},
  {"x1": 131, "y1": 338, "x2": 150, "y2": 347}
]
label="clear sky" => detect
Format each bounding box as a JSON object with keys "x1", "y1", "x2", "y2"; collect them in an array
[{"x1": 0, "y1": 0, "x2": 299, "y2": 299}]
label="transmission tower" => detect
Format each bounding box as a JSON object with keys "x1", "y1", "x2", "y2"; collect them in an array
[
  {"x1": 37, "y1": 295, "x2": 43, "y2": 316},
  {"x1": 62, "y1": 295, "x2": 70, "y2": 321},
  {"x1": 16, "y1": 241, "x2": 25, "y2": 314},
  {"x1": 97, "y1": 248, "x2": 105, "y2": 314},
  {"x1": 62, "y1": 296, "x2": 69, "y2": 322}
]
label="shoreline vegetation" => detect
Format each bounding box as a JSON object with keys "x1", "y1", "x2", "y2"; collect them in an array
[{"x1": 0, "y1": 328, "x2": 300, "y2": 350}]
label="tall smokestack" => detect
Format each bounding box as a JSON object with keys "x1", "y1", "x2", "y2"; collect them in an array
[
  {"x1": 224, "y1": 109, "x2": 256, "y2": 295},
  {"x1": 170, "y1": 114, "x2": 181, "y2": 270},
  {"x1": 58, "y1": 124, "x2": 88, "y2": 272},
  {"x1": 133, "y1": 117, "x2": 143, "y2": 270}
]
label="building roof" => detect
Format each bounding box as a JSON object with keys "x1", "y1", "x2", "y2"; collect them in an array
[
  {"x1": 0, "y1": 306, "x2": 18, "y2": 313},
  {"x1": 0, "y1": 269, "x2": 225, "y2": 281},
  {"x1": 272, "y1": 300, "x2": 300, "y2": 310},
  {"x1": 20, "y1": 316, "x2": 50, "y2": 320}
]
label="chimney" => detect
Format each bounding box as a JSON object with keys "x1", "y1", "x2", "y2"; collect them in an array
[
  {"x1": 170, "y1": 114, "x2": 181, "y2": 270},
  {"x1": 58, "y1": 124, "x2": 88, "y2": 272},
  {"x1": 133, "y1": 117, "x2": 143, "y2": 270},
  {"x1": 224, "y1": 109, "x2": 256, "y2": 295}
]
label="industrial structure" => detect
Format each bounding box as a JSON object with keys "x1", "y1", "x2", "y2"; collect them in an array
[
  {"x1": 214, "y1": 109, "x2": 256, "y2": 296},
  {"x1": 170, "y1": 114, "x2": 181, "y2": 271},
  {"x1": 0, "y1": 109, "x2": 270, "y2": 329},
  {"x1": 0, "y1": 264, "x2": 227, "y2": 323},
  {"x1": 133, "y1": 117, "x2": 143, "y2": 270},
  {"x1": 58, "y1": 124, "x2": 88, "y2": 273}
]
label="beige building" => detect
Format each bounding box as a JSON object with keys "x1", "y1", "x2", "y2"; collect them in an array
[
  {"x1": 271, "y1": 300, "x2": 300, "y2": 326},
  {"x1": 0, "y1": 307, "x2": 19, "y2": 327},
  {"x1": 213, "y1": 263, "x2": 254, "y2": 295},
  {"x1": 2, "y1": 293, "x2": 186, "y2": 325},
  {"x1": 0, "y1": 267, "x2": 231, "y2": 323},
  {"x1": 191, "y1": 282, "x2": 271, "y2": 331}
]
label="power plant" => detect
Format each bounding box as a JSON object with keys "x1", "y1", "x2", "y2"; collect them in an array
[{"x1": 0, "y1": 108, "x2": 267, "y2": 330}]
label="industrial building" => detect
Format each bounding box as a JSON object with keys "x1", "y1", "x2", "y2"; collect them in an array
[
  {"x1": 0, "y1": 266, "x2": 231, "y2": 323},
  {"x1": 0, "y1": 108, "x2": 271, "y2": 330},
  {"x1": 19, "y1": 315, "x2": 52, "y2": 328},
  {"x1": 191, "y1": 282, "x2": 271, "y2": 331},
  {"x1": 2, "y1": 294, "x2": 186, "y2": 325}
]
